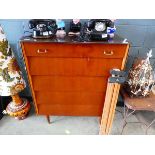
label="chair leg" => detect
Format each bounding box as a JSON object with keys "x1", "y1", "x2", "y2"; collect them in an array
[
  {"x1": 145, "y1": 118, "x2": 155, "y2": 135},
  {"x1": 121, "y1": 107, "x2": 129, "y2": 134},
  {"x1": 121, "y1": 107, "x2": 135, "y2": 134},
  {"x1": 46, "y1": 115, "x2": 51, "y2": 124},
  {"x1": 123, "y1": 104, "x2": 126, "y2": 118}
]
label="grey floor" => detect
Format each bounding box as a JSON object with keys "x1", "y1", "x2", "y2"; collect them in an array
[{"x1": 0, "y1": 105, "x2": 155, "y2": 135}]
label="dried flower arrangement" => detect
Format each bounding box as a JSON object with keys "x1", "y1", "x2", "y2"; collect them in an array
[{"x1": 124, "y1": 50, "x2": 155, "y2": 97}]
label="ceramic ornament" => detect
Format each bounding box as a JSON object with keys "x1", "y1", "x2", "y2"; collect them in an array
[
  {"x1": 0, "y1": 25, "x2": 30, "y2": 120},
  {"x1": 56, "y1": 19, "x2": 66, "y2": 38}
]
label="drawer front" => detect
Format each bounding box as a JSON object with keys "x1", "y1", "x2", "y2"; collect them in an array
[
  {"x1": 38, "y1": 104, "x2": 103, "y2": 116},
  {"x1": 28, "y1": 57, "x2": 123, "y2": 76},
  {"x1": 23, "y1": 42, "x2": 127, "y2": 58},
  {"x1": 36, "y1": 91, "x2": 105, "y2": 105},
  {"x1": 32, "y1": 76, "x2": 107, "y2": 92}
]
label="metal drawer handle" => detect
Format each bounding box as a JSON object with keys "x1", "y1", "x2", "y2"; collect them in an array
[
  {"x1": 103, "y1": 50, "x2": 114, "y2": 56},
  {"x1": 37, "y1": 49, "x2": 48, "y2": 53}
]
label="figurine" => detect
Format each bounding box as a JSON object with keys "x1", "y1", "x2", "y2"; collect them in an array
[
  {"x1": 56, "y1": 19, "x2": 66, "y2": 38},
  {"x1": 68, "y1": 19, "x2": 81, "y2": 36},
  {"x1": 107, "y1": 19, "x2": 116, "y2": 39}
]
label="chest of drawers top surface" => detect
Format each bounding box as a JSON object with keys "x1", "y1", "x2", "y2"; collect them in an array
[
  {"x1": 20, "y1": 34, "x2": 128, "y2": 44},
  {"x1": 20, "y1": 35, "x2": 129, "y2": 117}
]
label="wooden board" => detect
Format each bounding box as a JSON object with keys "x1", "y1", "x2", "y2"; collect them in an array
[
  {"x1": 28, "y1": 57, "x2": 123, "y2": 76},
  {"x1": 23, "y1": 42, "x2": 127, "y2": 58},
  {"x1": 36, "y1": 91, "x2": 105, "y2": 105},
  {"x1": 32, "y1": 76, "x2": 108, "y2": 92},
  {"x1": 38, "y1": 104, "x2": 103, "y2": 116},
  {"x1": 99, "y1": 44, "x2": 129, "y2": 135}
]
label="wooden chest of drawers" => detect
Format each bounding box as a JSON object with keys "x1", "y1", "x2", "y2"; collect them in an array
[{"x1": 20, "y1": 36, "x2": 129, "y2": 127}]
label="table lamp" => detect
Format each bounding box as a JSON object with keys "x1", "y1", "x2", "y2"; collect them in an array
[{"x1": 0, "y1": 25, "x2": 30, "y2": 120}]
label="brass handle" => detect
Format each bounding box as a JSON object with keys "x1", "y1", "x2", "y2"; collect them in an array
[
  {"x1": 37, "y1": 49, "x2": 48, "y2": 53},
  {"x1": 103, "y1": 50, "x2": 114, "y2": 56}
]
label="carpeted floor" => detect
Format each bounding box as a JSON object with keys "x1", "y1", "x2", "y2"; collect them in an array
[{"x1": 0, "y1": 105, "x2": 155, "y2": 135}]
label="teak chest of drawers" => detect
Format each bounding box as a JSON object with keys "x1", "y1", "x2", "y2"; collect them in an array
[{"x1": 20, "y1": 35, "x2": 129, "y2": 134}]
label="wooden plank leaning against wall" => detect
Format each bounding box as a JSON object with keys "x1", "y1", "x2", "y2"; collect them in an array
[{"x1": 100, "y1": 44, "x2": 129, "y2": 135}]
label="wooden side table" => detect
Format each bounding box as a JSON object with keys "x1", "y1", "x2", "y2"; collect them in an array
[{"x1": 121, "y1": 90, "x2": 155, "y2": 134}]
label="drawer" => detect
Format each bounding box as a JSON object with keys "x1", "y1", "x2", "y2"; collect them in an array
[
  {"x1": 36, "y1": 91, "x2": 105, "y2": 105},
  {"x1": 32, "y1": 76, "x2": 108, "y2": 92},
  {"x1": 38, "y1": 104, "x2": 103, "y2": 116},
  {"x1": 23, "y1": 42, "x2": 127, "y2": 58},
  {"x1": 28, "y1": 57, "x2": 123, "y2": 76}
]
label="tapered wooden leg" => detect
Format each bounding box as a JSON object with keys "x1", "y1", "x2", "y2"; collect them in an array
[
  {"x1": 46, "y1": 115, "x2": 51, "y2": 124},
  {"x1": 99, "y1": 117, "x2": 102, "y2": 124}
]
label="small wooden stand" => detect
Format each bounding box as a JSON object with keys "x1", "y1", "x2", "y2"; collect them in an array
[{"x1": 99, "y1": 69, "x2": 125, "y2": 135}]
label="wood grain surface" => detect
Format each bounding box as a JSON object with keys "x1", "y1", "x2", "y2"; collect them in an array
[
  {"x1": 28, "y1": 57, "x2": 123, "y2": 76},
  {"x1": 21, "y1": 41, "x2": 129, "y2": 125},
  {"x1": 23, "y1": 42, "x2": 127, "y2": 58}
]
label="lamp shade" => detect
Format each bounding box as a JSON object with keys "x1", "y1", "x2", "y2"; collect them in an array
[{"x1": 0, "y1": 25, "x2": 26, "y2": 96}]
